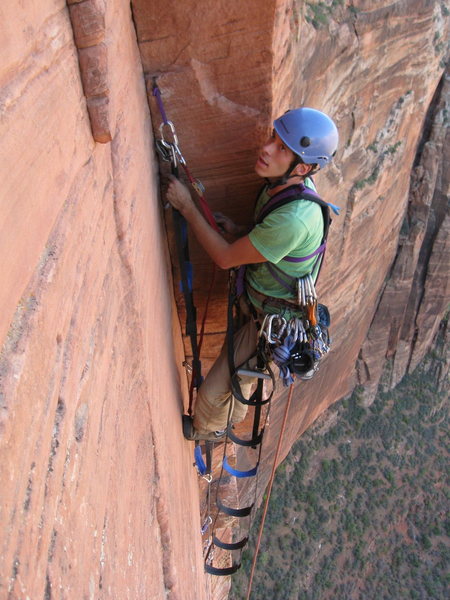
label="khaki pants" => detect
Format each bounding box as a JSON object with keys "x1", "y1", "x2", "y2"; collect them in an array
[{"x1": 193, "y1": 316, "x2": 260, "y2": 434}]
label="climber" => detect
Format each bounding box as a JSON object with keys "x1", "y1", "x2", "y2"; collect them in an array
[{"x1": 166, "y1": 107, "x2": 339, "y2": 441}]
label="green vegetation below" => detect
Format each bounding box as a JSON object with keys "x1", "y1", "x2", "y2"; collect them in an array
[{"x1": 230, "y1": 345, "x2": 449, "y2": 600}]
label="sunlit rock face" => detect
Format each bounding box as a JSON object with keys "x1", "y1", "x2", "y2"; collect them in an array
[
  {"x1": 1, "y1": 2, "x2": 207, "y2": 599},
  {"x1": 0, "y1": 1, "x2": 448, "y2": 599}
]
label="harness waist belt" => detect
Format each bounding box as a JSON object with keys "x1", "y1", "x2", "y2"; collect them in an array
[{"x1": 245, "y1": 282, "x2": 301, "y2": 314}]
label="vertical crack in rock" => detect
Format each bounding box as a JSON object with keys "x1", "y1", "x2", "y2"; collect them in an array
[
  {"x1": 36, "y1": 395, "x2": 67, "y2": 565},
  {"x1": 44, "y1": 572, "x2": 52, "y2": 600},
  {"x1": 348, "y1": 1, "x2": 360, "y2": 42},
  {"x1": 155, "y1": 484, "x2": 178, "y2": 598},
  {"x1": 7, "y1": 557, "x2": 20, "y2": 597},
  {"x1": 47, "y1": 528, "x2": 58, "y2": 564},
  {"x1": 23, "y1": 461, "x2": 36, "y2": 512},
  {"x1": 45, "y1": 397, "x2": 66, "y2": 492},
  {"x1": 400, "y1": 71, "x2": 449, "y2": 373},
  {"x1": 66, "y1": 0, "x2": 112, "y2": 143},
  {"x1": 98, "y1": 512, "x2": 107, "y2": 588}
]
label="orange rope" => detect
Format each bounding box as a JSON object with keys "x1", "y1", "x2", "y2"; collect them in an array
[{"x1": 245, "y1": 382, "x2": 295, "y2": 600}]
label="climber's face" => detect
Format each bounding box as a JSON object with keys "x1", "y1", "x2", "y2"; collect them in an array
[{"x1": 255, "y1": 130, "x2": 296, "y2": 179}]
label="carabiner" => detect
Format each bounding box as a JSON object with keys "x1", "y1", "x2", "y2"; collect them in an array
[
  {"x1": 155, "y1": 138, "x2": 173, "y2": 162},
  {"x1": 159, "y1": 120, "x2": 179, "y2": 146},
  {"x1": 174, "y1": 144, "x2": 186, "y2": 167},
  {"x1": 201, "y1": 516, "x2": 213, "y2": 535},
  {"x1": 258, "y1": 314, "x2": 271, "y2": 340},
  {"x1": 266, "y1": 314, "x2": 280, "y2": 345},
  {"x1": 277, "y1": 316, "x2": 287, "y2": 340},
  {"x1": 158, "y1": 121, "x2": 187, "y2": 167}
]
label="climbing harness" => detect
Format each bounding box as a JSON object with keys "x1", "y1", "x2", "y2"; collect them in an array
[{"x1": 245, "y1": 183, "x2": 338, "y2": 384}]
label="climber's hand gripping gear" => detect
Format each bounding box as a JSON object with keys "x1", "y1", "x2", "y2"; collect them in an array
[{"x1": 166, "y1": 176, "x2": 196, "y2": 215}]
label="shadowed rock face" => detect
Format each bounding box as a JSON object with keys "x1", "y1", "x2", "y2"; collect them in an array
[
  {"x1": 0, "y1": 1, "x2": 448, "y2": 599},
  {"x1": 358, "y1": 72, "x2": 450, "y2": 405}
]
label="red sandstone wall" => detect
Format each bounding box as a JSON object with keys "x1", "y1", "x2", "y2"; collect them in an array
[
  {"x1": 0, "y1": 2, "x2": 207, "y2": 599},
  {"x1": 1, "y1": 1, "x2": 448, "y2": 599}
]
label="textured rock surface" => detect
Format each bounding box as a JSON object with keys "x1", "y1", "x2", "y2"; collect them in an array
[
  {"x1": 67, "y1": 0, "x2": 111, "y2": 143},
  {"x1": 1, "y1": 1, "x2": 449, "y2": 599},
  {"x1": 1, "y1": 2, "x2": 207, "y2": 599},
  {"x1": 358, "y1": 71, "x2": 450, "y2": 404}
]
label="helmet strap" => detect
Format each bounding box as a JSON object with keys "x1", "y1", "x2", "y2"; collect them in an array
[{"x1": 266, "y1": 156, "x2": 302, "y2": 190}]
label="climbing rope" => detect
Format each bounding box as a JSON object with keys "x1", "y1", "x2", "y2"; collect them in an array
[{"x1": 245, "y1": 381, "x2": 295, "y2": 600}]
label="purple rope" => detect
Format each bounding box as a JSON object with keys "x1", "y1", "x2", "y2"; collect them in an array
[{"x1": 152, "y1": 85, "x2": 169, "y2": 125}]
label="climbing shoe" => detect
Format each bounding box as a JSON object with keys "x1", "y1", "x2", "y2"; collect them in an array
[{"x1": 182, "y1": 414, "x2": 226, "y2": 441}]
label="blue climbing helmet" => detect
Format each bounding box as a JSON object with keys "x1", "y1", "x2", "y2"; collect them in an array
[{"x1": 273, "y1": 107, "x2": 338, "y2": 169}]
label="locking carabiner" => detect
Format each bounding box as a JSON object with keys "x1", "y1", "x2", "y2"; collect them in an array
[{"x1": 159, "y1": 121, "x2": 186, "y2": 167}]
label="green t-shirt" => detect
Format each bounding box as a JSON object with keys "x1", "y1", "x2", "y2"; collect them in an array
[{"x1": 246, "y1": 179, "x2": 323, "y2": 313}]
